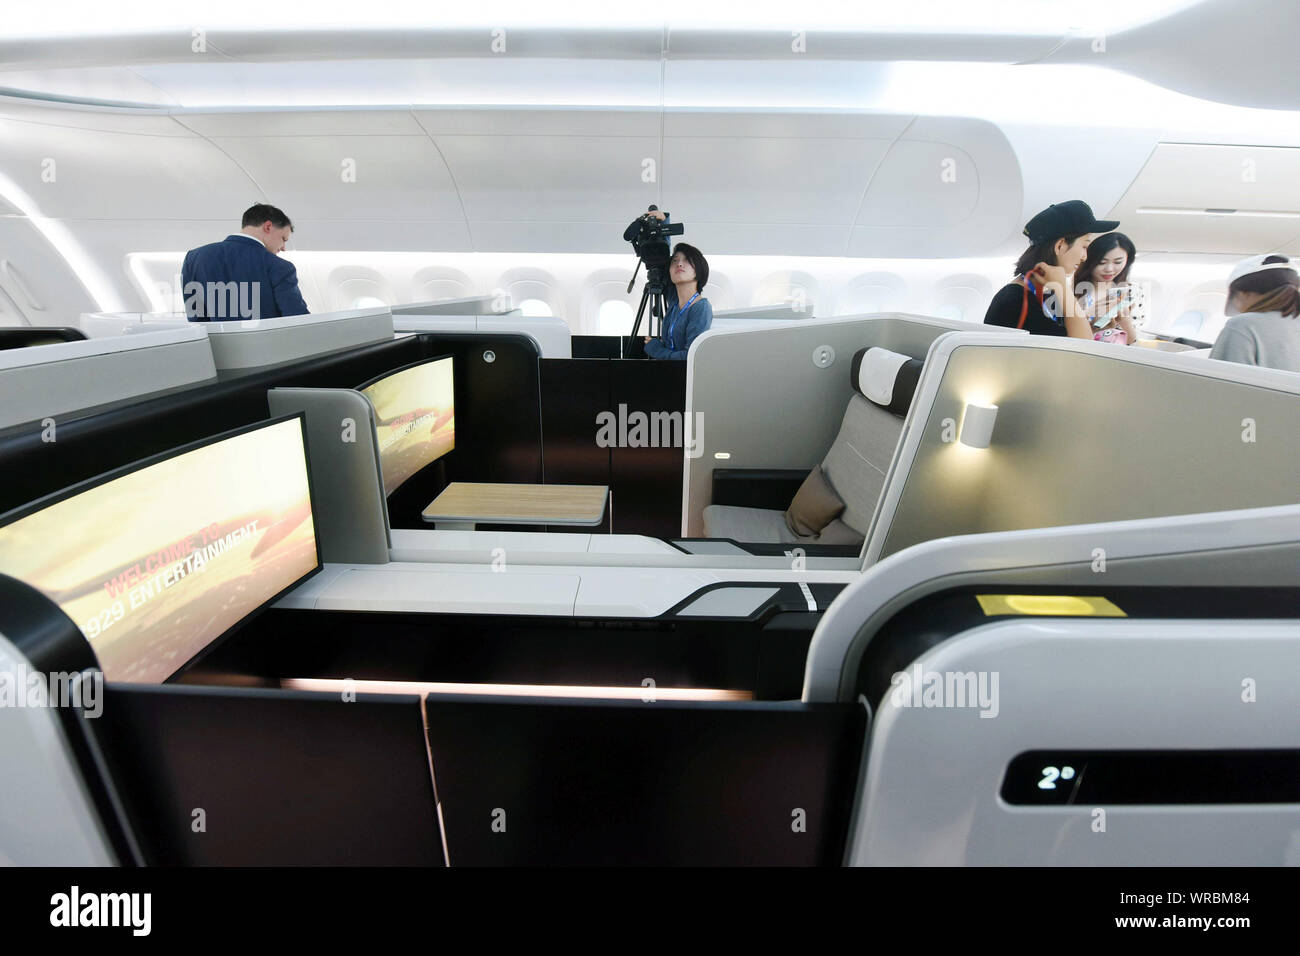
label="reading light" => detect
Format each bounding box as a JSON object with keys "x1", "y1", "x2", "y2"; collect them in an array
[
  {"x1": 959, "y1": 402, "x2": 998, "y2": 449},
  {"x1": 714, "y1": 452, "x2": 731, "y2": 460},
  {"x1": 976, "y1": 594, "x2": 1126, "y2": 617}
]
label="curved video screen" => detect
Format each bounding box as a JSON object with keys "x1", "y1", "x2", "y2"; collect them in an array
[
  {"x1": 0, "y1": 417, "x2": 320, "y2": 683},
  {"x1": 359, "y1": 356, "x2": 455, "y2": 496}
]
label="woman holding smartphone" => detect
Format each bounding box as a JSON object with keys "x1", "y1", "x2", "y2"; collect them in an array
[
  {"x1": 1074, "y1": 232, "x2": 1143, "y2": 346},
  {"x1": 984, "y1": 200, "x2": 1118, "y2": 339}
]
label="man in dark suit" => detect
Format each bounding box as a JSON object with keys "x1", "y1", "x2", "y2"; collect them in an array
[{"x1": 181, "y1": 203, "x2": 310, "y2": 321}]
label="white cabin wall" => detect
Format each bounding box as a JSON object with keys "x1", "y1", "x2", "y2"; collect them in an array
[{"x1": 121, "y1": 248, "x2": 1242, "y2": 342}]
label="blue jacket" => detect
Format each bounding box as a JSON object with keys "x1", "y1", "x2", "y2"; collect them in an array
[
  {"x1": 181, "y1": 235, "x2": 310, "y2": 321},
  {"x1": 645, "y1": 288, "x2": 712, "y2": 360}
]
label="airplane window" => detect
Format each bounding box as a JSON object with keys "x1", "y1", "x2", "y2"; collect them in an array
[
  {"x1": 1169, "y1": 310, "x2": 1205, "y2": 338},
  {"x1": 415, "y1": 278, "x2": 471, "y2": 302},
  {"x1": 351, "y1": 296, "x2": 388, "y2": 309},
  {"x1": 598, "y1": 299, "x2": 634, "y2": 336},
  {"x1": 752, "y1": 285, "x2": 813, "y2": 313},
  {"x1": 845, "y1": 275, "x2": 905, "y2": 315},
  {"x1": 754, "y1": 272, "x2": 818, "y2": 314},
  {"x1": 517, "y1": 298, "x2": 554, "y2": 317},
  {"x1": 932, "y1": 277, "x2": 990, "y2": 325}
]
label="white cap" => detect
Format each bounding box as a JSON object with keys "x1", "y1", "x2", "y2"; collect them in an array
[{"x1": 1229, "y1": 254, "x2": 1296, "y2": 285}]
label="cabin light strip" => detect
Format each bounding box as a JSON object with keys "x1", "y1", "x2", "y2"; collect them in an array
[
  {"x1": 1137, "y1": 207, "x2": 1300, "y2": 219},
  {"x1": 283, "y1": 676, "x2": 752, "y2": 701}
]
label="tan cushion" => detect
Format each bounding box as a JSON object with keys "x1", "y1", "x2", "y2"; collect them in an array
[
  {"x1": 784, "y1": 464, "x2": 846, "y2": 537},
  {"x1": 808, "y1": 519, "x2": 863, "y2": 546}
]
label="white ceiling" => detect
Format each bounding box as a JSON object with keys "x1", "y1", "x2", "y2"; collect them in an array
[
  {"x1": 1110, "y1": 144, "x2": 1300, "y2": 254},
  {"x1": 0, "y1": 1, "x2": 1293, "y2": 110},
  {"x1": 0, "y1": 106, "x2": 1024, "y2": 258}
]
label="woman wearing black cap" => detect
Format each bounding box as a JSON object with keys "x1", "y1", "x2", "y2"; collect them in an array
[{"x1": 984, "y1": 200, "x2": 1120, "y2": 338}]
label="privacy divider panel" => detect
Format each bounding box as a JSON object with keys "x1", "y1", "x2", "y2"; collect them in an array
[
  {"x1": 876, "y1": 342, "x2": 1300, "y2": 558},
  {"x1": 540, "y1": 358, "x2": 611, "y2": 486},
  {"x1": 0, "y1": 335, "x2": 423, "y2": 515},
  {"x1": 539, "y1": 355, "x2": 686, "y2": 537},
  {"x1": 88, "y1": 684, "x2": 444, "y2": 866},
  {"x1": 609, "y1": 358, "x2": 688, "y2": 536},
  {"x1": 425, "y1": 696, "x2": 866, "y2": 866}
]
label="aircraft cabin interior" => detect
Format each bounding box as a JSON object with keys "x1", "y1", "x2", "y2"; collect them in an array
[{"x1": 3, "y1": 1, "x2": 1300, "y2": 894}]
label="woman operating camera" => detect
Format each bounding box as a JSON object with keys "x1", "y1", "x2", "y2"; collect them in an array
[{"x1": 643, "y1": 233, "x2": 713, "y2": 361}]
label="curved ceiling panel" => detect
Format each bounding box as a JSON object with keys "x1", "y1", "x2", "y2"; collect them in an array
[
  {"x1": 849, "y1": 116, "x2": 1021, "y2": 257},
  {"x1": 413, "y1": 108, "x2": 660, "y2": 137},
  {"x1": 179, "y1": 110, "x2": 427, "y2": 137},
  {"x1": 1047, "y1": 0, "x2": 1300, "y2": 111},
  {"x1": 3, "y1": 3, "x2": 1289, "y2": 111},
  {"x1": 1108, "y1": 143, "x2": 1300, "y2": 255},
  {"x1": 132, "y1": 59, "x2": 665, "y2": 109},
  {"x1": 0, "y1": 117, "x2": 257, "y2": 219},
  {"x1": 0, "y1": 100, "x2": 190, "y2": 136},
  {"x1": 0, "y1": 68, "x2": 181, "y2": 107},
  {"x1": 437, "y1": 134, "x2": 661, "y2": 221},
  {"x1": 662, "y1": 136, "x2": 892, "y2": 225},
  {"x1": 0, "y1": 103, "x2": 1023, "y2": 260},
  {"x1": 210, "y1": 134, "x2": 464, "y2": 221},
  {"x1": 857, "y1": 140, "x2": 979, "y2": 226},
  {"x1": 286, "y1": 219, "x2": 474, "y2": 252}
]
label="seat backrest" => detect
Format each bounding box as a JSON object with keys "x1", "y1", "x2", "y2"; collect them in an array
[{"x1": 820, "y1": 347, "x2": 923, "y2": 534}]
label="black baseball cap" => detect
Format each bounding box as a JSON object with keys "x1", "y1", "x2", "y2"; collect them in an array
[{"x1": 1023, "y1": 200, "x2": 1120, "y2": 245}]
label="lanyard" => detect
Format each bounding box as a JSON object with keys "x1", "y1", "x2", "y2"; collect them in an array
[
  {"x1": 1023, "y1": 276, "x2": 1058, "y2": 324},
  {"x1": 666, "y1": 292, "x2": 700, "y2": 350}
]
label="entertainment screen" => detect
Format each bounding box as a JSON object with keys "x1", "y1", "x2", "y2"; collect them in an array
[
  {"x1": 0, "y1": 416, "x2": 320, "y2": 683},
  {"x1": 358, "y1": 355, "x2": 455, "y2": 496}
]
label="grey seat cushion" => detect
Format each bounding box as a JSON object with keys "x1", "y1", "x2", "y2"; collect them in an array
[
  {"x1": 819, "y1": 394, "x2": 902, "y2": 534},
  {"x1": 699, "y1": 368, "x2": 908, "y2": 547},
  {"x1": 702, "y1": 504, "x2": 864, "y2": 547}
]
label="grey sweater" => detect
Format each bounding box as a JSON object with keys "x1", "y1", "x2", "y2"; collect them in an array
[{"x1": 1209, "y1": 311, "x2": 1300, "y2": 373}]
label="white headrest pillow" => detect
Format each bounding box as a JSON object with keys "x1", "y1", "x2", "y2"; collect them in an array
[{"x1": 857, "y1": 347, "x2": 911, "y2": 406}]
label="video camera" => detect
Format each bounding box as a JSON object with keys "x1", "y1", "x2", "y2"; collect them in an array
[
  {"x1": 623, "y1": 205, "x2": 685, "y2": 273},
  {"x1": 623, "y1": 205, "x2": 686, "y2": 347}
]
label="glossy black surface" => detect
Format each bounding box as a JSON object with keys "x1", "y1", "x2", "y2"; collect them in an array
[
  {"x1": 711, "y1": 468, "x2": 808, "y2": 510},
  {"x1": 89, "y1": 684, "x2": 444, "y2": 865},
  {"x1": 1003, "y1": 750, "x2": 1300, "y2": 804},
  {"x1": 540, "y1": 355, "x2": 686, "y2": 536},
  {"x1": 426, "y1": 696, "x2": 865, "y2": 865},
  {"x1": 0, "y1": 327, "x2": 86, "y2": 349},
  {"x1": 185, "y1": 588, "x2": 837, "y2": 701}
]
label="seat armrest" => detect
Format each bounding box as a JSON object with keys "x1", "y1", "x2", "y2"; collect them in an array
[{"x1": 710, "y1": 468, "x2": 809, "y2": 510}]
